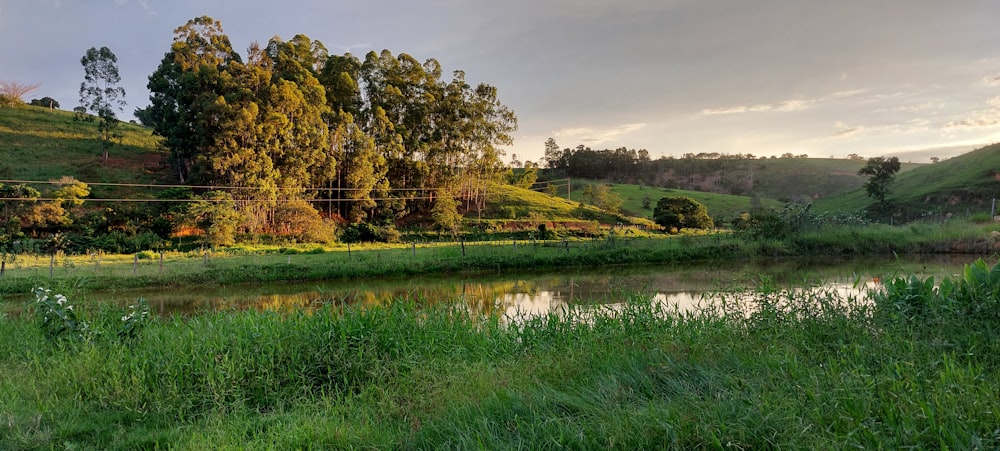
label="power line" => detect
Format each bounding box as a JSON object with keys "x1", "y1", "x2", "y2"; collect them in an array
[{"x1": 0, "y1": 179, "x2": 437, "y2": 192}]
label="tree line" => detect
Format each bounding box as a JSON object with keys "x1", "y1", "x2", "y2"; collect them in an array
[
  {"x1": 541, "y1": 137, "x2": 817, "y2": 195},
  {"x1": 134, "y1": 16, "x2": 516, "y2": 240}
]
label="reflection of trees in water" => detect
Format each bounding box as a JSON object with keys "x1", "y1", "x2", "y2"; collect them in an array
[{"x1": 101, "y1": 255, "x2": 979, "y2": 318}]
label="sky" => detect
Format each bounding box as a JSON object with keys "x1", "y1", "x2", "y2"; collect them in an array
[{"x1": 3, "y1": 0, "x2": 1000, "y2": 164}]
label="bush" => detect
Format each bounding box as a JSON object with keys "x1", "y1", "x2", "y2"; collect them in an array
[
  {"x1": 341, "y1": 223, "x2": 401, "y2": 243},
  {"x1": 273, "y1": 200, "x2": 336, "y2": 243},
  {"x1": 653, "y1": 196, "x2": 713, "y2": 231}
]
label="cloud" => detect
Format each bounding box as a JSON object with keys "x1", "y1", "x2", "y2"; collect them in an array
[
  {"x1": 113, "y1": 0, "x2": 150, "y2": 10},
  {"x1": 700, "y1": 99, "x2": 811, "y2": 116},
  {"x1": 830, "y1": 117, "x2": 931, "y2": 140},
  {"x1": 831, "y1": 121, "x2": 865, "y2": 139},
  {"x1": 552, "y1": 123, "x2": 647, "y2": 146},
  {"x1": 944, "y1": 109, "x2": 1000, "y2": 129},
  {"x1": 872, "y1": 102, "x2": 945, "y2": 114},
  {"x1": 984, "y1": 75, "x2": 1000, "y2": 87},
  {"x1": 699, "y1": 90, "x2": 867, "y2": 117}
]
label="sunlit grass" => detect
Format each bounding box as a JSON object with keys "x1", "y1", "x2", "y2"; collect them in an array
[{"x1": 3, "y1": 261, "x2": 1000, "y2": 448}]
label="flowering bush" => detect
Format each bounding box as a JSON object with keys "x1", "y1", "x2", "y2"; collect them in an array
[
  {"x1": 118, "y1": 298, "x2": 151, "y2": 341},
  {"x1": 33, "y1": 287, "x2": 91, "y2": 344}
]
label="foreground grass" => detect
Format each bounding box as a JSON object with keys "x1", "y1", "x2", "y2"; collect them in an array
[
  {"x1": 3, "y1": 261, "x2": 1000, "y2": 449},
  {"x1": 0, "y1": 219, "x2": 996, "y2": 295}
]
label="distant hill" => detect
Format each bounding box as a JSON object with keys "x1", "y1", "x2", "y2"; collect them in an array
[
  {"x1": 814, "y1": 143, "x2": 1000, "y2": 220},
  {"x1": 565, "y1": 180, "x2": 783, "y2": 225}
]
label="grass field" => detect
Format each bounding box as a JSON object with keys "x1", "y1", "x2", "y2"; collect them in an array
[{"x1": 3, "y1": 260, "x2": 1000, "y2": 448}]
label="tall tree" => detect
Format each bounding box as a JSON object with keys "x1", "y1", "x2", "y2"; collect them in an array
[
  {"x1": 543, "y1": 137, "x2": 563, "y2": 169},
  {"x1": 858, "y1": 156, "x2": 901, "y2": 205},
  {"x1": 145, "y1": 16, "x2": 241, "y2": 182},
  {"x1": 79, "y1": 46, "x2": 126, "y2": 161}
]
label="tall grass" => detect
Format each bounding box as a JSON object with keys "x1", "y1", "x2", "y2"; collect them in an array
[{"x1": 3, "y1": 260, "x2": 1000, "y2": 448}]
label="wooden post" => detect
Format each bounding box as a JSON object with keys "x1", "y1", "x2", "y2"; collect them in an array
[
  {"x1": 159, "y1": 252, "x2": 164, "y2": 272},
  {"x1": 412, "y1": 242, "x2": 416, "y2": 257},
  {"x1": 347, "y1": 242, "x2": 351, "y2": 257},
  {"x1": 50, "y1": 253, "x2": 55, "y2": 278},
  {"x1": 203, "y1": 251, "x2": 208, "y2": 266},
  {"x1": 564, "y1": 240, "x2": 569, "y2": 252},
  {"x1": 133, "y1": 253, "x2": 138, "y2": 275},
  {"x1": 461, "y1": 239, "x2": 466, "y2": 257}
]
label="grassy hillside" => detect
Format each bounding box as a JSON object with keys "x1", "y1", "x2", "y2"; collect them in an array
[
  {"x1": 567, "y1": 180, "x2": 783, "y2": 224},
  {"x1": 814, "y1": 143, "x2": 1000, "y2": 219},
  {"x1": 0, "y1": 105, "x2": 171, "y2": 197},
  {"x1": 473, "y1": 183, "x2": 658, "y2": 228},
  {"x1": 744, "y1": 157, "x2": 922, "y2": 202}
]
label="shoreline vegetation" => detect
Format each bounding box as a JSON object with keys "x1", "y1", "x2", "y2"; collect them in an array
[
  {"x1": 3, "y1": 255, "x2": 1000, "y2": 448},
  {"x1": 0, "y1": 219, "x2": 997, "y2": 294}
]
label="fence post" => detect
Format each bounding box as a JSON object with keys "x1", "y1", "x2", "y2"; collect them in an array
[
  {"x1": 50, "y1": 253, "x2": 55, "y2": 278},
  {"x1": 412, "y1": 242, "x2": 416, "y2": 257},
  {"x1": 461, "y1": 239, "x2": 466, "y2": 257},
  {"x1": 133, "y1": 253, "x2": 138, "y2": 275},
  {"x1": 159, "y1": 252, "x2": 164, "y2": 272}
]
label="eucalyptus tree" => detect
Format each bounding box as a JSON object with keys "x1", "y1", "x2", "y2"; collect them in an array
[
  {"x1": 319, "y1": 53, "x2": 363, "y2": 117},
  {"x1": 145, "y1": 16, "x2": 242, "y2": 183},
  {"x1": 79, "y1": 46, "x2": 126, "y2": 161},
  {"x1": 342, "y1": 116, "x2": 388, "y2": 223}
]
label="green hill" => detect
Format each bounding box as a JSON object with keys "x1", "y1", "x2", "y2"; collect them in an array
[
  {"x1": 0, "y1": 105, "x2": 171, "y2": 198},
  {"x1": 566, "y1": 180, "x2": 783, "y2": 224},
  {"x1": 814, "y1": 143, "x2": 1000, "y2": 219},
  {"x1": 742, "y1": 157, "x2": 922, "y2": 202}
]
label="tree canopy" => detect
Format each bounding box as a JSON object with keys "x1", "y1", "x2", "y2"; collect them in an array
[
  {"x1": 653, "y1": 196, "x2": 714, "y2": 231},
  {"x1": 858, "y1": 156, "x2": 901, "y2": 205},
  {"x1": 143, "y1": 16, "x2": 517, "y2": 235}
]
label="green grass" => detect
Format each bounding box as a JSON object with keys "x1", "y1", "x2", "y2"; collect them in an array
[
  {"x1": 815, "y1": 143, "x2": 1000, "y2": 218},
  {"x1": 568, "y1": 180, "x2": 784, "y2": 223},
  {"x1": 0, "y1": 105, "x2": 171, "y2": 200},
  {"x1": 472, "y1": 182, "x2": 657, "y2": 228},
  {"x1": 3, "y1": 260, "x2": 1000, "y2": 448},
  {"x1": 742, "y1": 157, "x2": 920, "y2": 201}
]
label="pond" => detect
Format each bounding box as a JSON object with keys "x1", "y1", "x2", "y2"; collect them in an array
[{"x1": 57, "y1": 253, "x2": 985, "y2": 319}]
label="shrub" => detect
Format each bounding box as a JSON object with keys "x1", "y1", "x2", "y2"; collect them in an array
[{"x1": 653, "y1": 196, "x2": 713, "y2": 231}]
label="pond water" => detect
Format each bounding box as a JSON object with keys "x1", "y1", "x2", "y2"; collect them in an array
[{"x1": 68, "y1": 253, "x2": 986, "y2": 319}]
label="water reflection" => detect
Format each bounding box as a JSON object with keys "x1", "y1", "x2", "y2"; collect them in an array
[{"x1": 58, "y1": 253, "x2": 984, "y2": 320}]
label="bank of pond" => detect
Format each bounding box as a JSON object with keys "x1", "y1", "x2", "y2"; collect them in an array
[
  {"x1": 0, "y1": 219, "x2": 995, "y2": 294},
  {"x1": 2, "y1": 253, "x2": 1000, "y2": 448}
]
